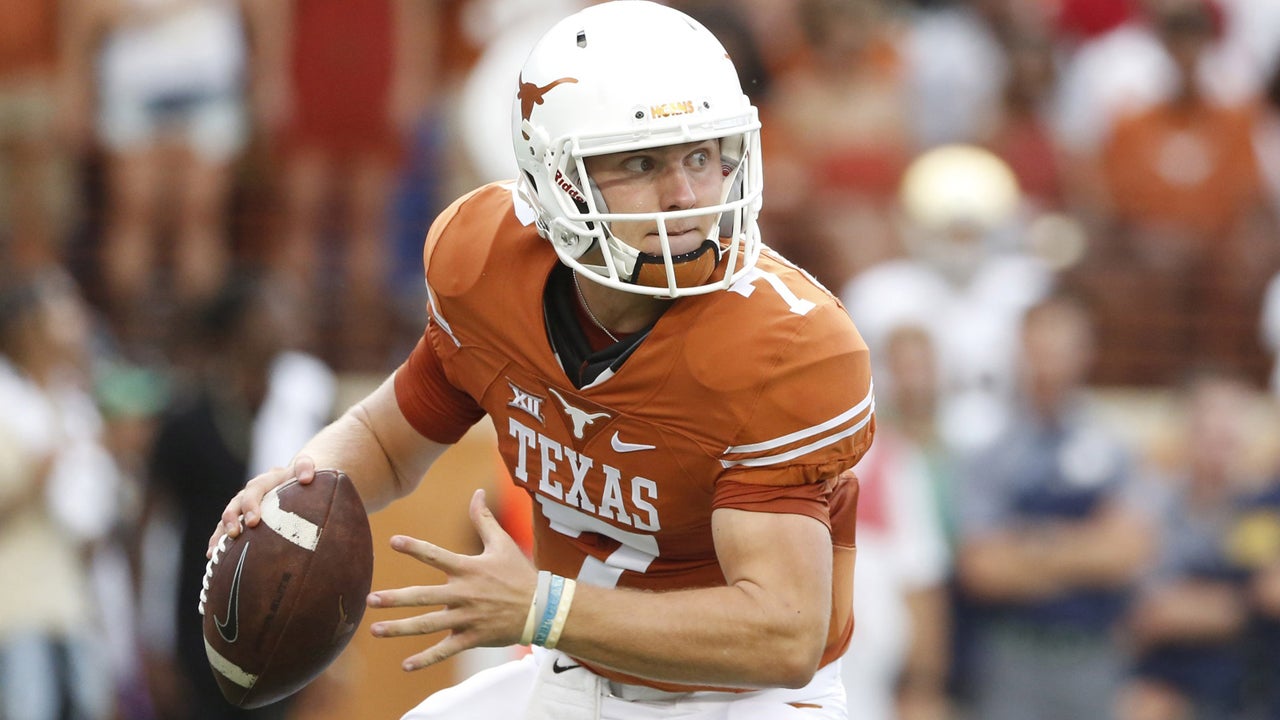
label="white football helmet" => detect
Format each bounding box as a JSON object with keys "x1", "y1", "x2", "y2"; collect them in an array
[{"x1": 512, "y1": 0, "x2": 763, "y2": 298}]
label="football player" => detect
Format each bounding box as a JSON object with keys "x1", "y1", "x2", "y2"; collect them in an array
[{"x1": 209, "y1": 2, "x2": 875, "y2": 718}]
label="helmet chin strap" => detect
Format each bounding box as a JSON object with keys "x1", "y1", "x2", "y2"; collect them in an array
[
  {"x1": 629, "y1": 239, "x2": 720, "y2": 288},
  {"x1": 580, "y1": 232, "x2": 722, "y2": 292}
]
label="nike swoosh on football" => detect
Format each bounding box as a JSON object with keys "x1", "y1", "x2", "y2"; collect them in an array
[
  {"x1": 215, "y1": 541, "x2": 250, "y2": 644},
  {"x1": 552, "y1": 659, "x2": 581, "y2": 674},
  {"x1": 610, "y1": 431, "x2": 656, "y2": 453}
]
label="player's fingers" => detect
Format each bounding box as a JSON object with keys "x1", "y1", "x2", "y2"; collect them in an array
[
  {"x1": 237, "y1": 472, "x2": 278, "y2": 528},
  {"x1": 208, "y1": 508, "x2": 246, "y2": 557},
  {"x1": 401, "y1": 634, "x2": 472, "y2": 671},
  {"x1": 369, "y1": 608, "x2": 456, "y2": 639},
  {"x1": 292, "y1": 455, "x2": 316, "y2": 484},
  {"x1": 239, "y1": 465, "x2": 300, "y2": 527},
  {"x1": 207, "y1": 517, "x2": 235, "y2": 557},
  {"x1": 366, "y1": 584, "x2": 454, "y2": 610},
  {"x1": 388, "y1": 535, "x2": 465, "y2": 573},
  {"x1": 217, "y1": 501, "x2": 246, "y2": 540},
  {"x1": 468, "y1": 489, "x2": 510, "y2": 550},
  {"x1": 208, "y1": 498, "x2": 239, "y2": 555},
  {"x1": 204, "y1": 460, "x2": 315, "y2": 557}
]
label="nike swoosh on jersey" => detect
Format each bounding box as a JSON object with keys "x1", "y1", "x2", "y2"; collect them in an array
[
  {"x1": 215, "y1": 541, "x2": 250, "y2": 644},
  {"x1": 610, "y1": 431, "x2": 656, "y2": 453}
]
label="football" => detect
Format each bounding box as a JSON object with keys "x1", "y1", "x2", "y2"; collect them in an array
[{"x1": 200, "y1": 469, "x2": 374, "y2": 709}]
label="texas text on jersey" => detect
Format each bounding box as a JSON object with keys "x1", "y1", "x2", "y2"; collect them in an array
[{"x1": 394, "y1": 181, "x2": 876, "y2": 692}]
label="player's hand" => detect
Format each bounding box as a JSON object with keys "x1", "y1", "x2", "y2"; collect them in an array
[
  {"x1": 206, "y1": 456, "x2": 318, "y2": 557},
  {"x1": 366, "y1": 489, "x2": 538, "y2": 670}
]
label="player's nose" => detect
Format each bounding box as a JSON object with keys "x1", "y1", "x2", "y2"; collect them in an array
[{"x1": 658, "y1": 165, "x2": 698, "y2": 211}]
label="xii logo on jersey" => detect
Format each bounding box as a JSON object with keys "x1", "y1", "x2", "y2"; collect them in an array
[{"x1": 507, "y1": 380, "x2": 545, "y2": 424}]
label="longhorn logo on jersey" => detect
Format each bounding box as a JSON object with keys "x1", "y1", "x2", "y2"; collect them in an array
[{"x1": 548, "y1": 387, "x2": 610, "y2": 439}]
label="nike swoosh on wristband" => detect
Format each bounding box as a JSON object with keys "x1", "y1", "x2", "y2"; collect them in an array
[
  {"x1": 552, "y1": 659, "x2": 581, "y2": 674},
  {"x1": 610, "y1": 431, "x2": 655, "y2": 453},
  {"x1": 215, "y1": 541, "x2": 250, "y2": 643}
]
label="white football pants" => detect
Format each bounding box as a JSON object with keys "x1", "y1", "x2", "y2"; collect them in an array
[{"x1": 401, "y1": 648, "x2": 848, "y2": 720}]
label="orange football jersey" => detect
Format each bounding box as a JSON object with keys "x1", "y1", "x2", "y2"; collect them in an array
[{"x1": 395, "y1": 181, "x2": 875, "y2": 690}]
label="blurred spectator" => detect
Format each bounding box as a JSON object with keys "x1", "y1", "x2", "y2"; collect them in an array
[
  {"x1": 61, "y1": 0, "x2": 285, "y2": 358},
  {"x1": 842, "y1": 144, "x2": 1055, "y2": 453},
  {"x1": 1243, "y1": 463, "x2": 1280, "y2": 719},
  {"x1": 876, "y1": 324, "x2": 958, "y2": 545},
  {"x1": 764, "y1": 0, "x2": 913, "y2": 288},
  {"x1": 143, "y1": 272, "x2": 335, "y2": 719},
  {"x1": 267, "y1": 0, "x2": 441, "y2": 372},
  {"x1": 1053, "y1": 0, "x2": 1261, "y2": 163},
  {"x1": 1101, "y1": 0, "x2": 1264, "y2": 241},
  {"x1": 1051, "y1": 0, "x2": 1262, "y2": 266},
  {"x1": 0, "y1": 0, "x2": 78, "y2": 273},
  {"x1": 953, "y1": 292, "x2": 1154, "y2": 720},
  {"x1": 1118, "y1": 369, "x2": 1269, "y2": 720},
  {"x1": 453, "y1": 0, "x2": 587, "y2": 186},
  {"x1": 1081, "y1": 0, "x2": 1277, "y2": 386},
  {"x1": 1216, "y1": 0, "x2": 1280, "y2": 88},
  {"x1": 1256, "y1": 67, "x2": 1280, "y2": 399},
  {"x1": 670, "y1": 1, "x2": 775, "y2": 104},
  {"x1": 1259, "y1": 59, "x2": 1280, "y2": 219},
  {"x1": 981, "y1": 25, "x2": 1068, "y2": 212},
  {"x1": 0, "y1": 267, "x2": 121, "y2": 720},
  {"x1": 901, "y1": 0, "x2": 1008, "y2": 149},
  {"x1": 94, "y1": 360, "x2": 171, "y2": 719},
  {"x1": 841, "y1": 325, "x2": 952, "y2": 720},
  {"x1": 1053, "y1": 0, "x2": 1141, "y2": 45}
]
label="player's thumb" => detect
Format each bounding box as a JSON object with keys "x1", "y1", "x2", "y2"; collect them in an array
[{"x1": 469, "y1": 489, "x2": 509, "y2": 549}]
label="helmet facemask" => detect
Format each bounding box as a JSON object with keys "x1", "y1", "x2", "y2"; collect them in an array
[
  {"x1": 517, "y1": 120, "x2": 762, "y2": 298},
  {"x1": 512, "y1": 1, "x2": 764, "y2": 299}
]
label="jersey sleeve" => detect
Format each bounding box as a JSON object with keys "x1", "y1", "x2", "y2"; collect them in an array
[
  {"x1": 721, "y1": 319, "x2": 875, "y2": 481},
  {"x1": 711, "y1": 476, "x2": 838, "y2": 530},
  {"x1": 711, "y1": 300, "x2": 876, "y2": 523},
  {"x1": 393, "y1": 320, "x2": 486, "y2": 444}
]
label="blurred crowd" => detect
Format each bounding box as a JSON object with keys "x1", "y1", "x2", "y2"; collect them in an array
[{"x1": 4, "y1": 0, "x2": 1280, "y2": 718}]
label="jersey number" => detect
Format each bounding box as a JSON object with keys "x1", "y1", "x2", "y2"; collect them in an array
[
  {"x1": 536, "y1": 495, "x2": 659, "y2": 588},
  {"x1": 729, "y1": 267, "x2": 816, "y2": 316}
]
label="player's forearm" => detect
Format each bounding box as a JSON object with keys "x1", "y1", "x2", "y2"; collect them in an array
[
  {"x1": 553, "y1": 580, "x2": 829, "y2": 689},
  {"x1": 551, "y1": 510, "x2": 835, "y2": 689}
]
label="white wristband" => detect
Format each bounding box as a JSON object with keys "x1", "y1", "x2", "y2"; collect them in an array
[{"x1": 520, "y1": 570, "x2": 551, "y2": 646}]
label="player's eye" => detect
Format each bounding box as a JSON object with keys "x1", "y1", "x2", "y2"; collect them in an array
[{"x1": 622, "y1": 156, "x2": 655, "y2": 173}]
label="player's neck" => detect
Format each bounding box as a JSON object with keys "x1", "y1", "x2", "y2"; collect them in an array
[{"x1": 573, "y1": 272, "x2": 667, "y2": 336}]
